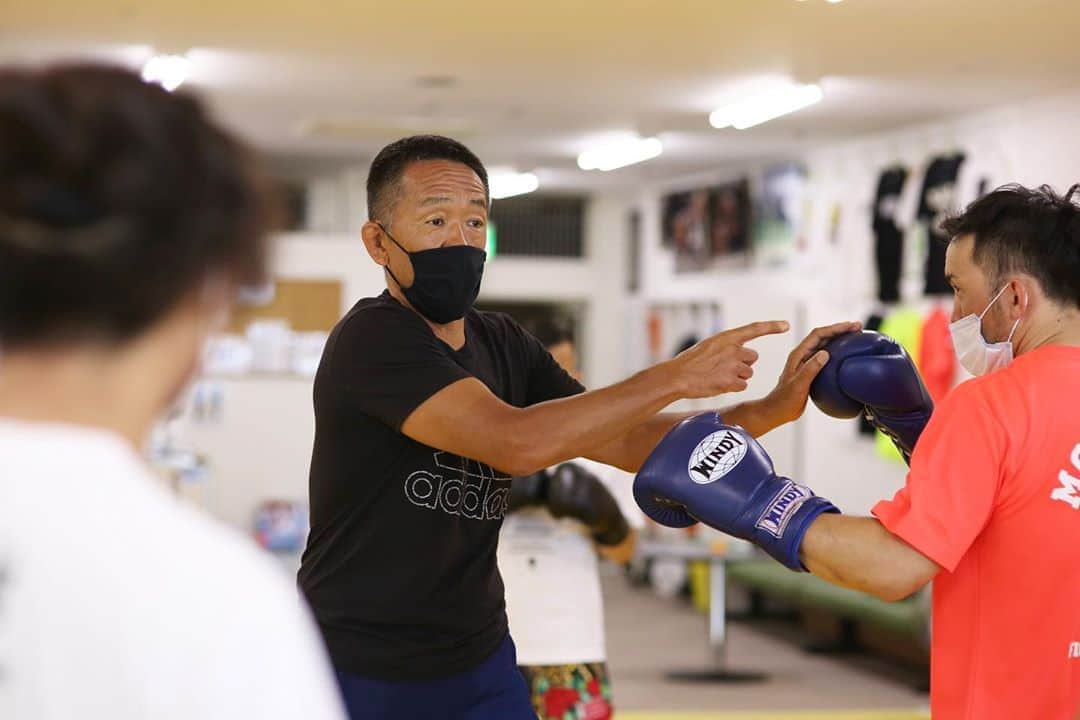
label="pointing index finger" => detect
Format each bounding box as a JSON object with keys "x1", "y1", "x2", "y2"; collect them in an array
[{"x1": 724, "y1": 320, "x2": 790, "y2": 344}]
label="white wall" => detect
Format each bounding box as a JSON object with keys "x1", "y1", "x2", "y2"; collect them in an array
[
  {"x1": 627, "y1": 87, "x2": 1080, "y2": 514},
  {"x1": 273, "y1": 232, "x2": 385, "y2": 307},
  {"x1": 184, "y1": 376, "x2": 316, "y2": 530},
  {"x1": 629, "y1": 178, "x2": 814, "y2": 500},
  {"x1": 801, "y1": 88, "x2": 1080, "y2": 512}
]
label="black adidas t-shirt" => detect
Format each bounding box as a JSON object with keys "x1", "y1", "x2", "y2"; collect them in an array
[{"x1": 298, "y1": 291, "x2": 584, "y2": 681}]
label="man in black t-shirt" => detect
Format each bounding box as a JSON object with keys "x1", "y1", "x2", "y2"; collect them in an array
[{"x1": 298, "y1": 135, "x2": 859, "y2": 720}]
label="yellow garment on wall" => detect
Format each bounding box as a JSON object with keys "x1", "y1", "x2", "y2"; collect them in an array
[{"x1": 875, "y1": 309, "x2": 924, "y2": 463}]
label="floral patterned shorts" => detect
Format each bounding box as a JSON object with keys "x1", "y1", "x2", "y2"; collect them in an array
[{"x1": 518, "y1": 661, "x2": 613, "y2": 720}]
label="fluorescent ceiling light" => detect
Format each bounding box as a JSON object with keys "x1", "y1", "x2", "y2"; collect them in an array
[
  {"x1": 826, "y1": 0, "x2": 844, "y2": 3},
  {"x1": 710, "y1": 83, "x2": 823, "y2": 130},
  {"x1": 141, "y1": 54, "x2": 189, "y2": 92},
  {"x1": 489, "y1": 170, "x2": 540, "y2": 199},
  {"x1": 577, "y1": 136, "x2": 663, "y2": 171}
]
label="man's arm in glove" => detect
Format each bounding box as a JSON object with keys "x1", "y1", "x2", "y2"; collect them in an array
[
  {"x1": 800, "y1": 514, "x2": 941, "y2": 602},
  {"x1": 634, "y1": 413, "x2": 939, "y2": 599},
  {"x1": 506, "y1": 469, "x2": 549, "y2": 513},
  {"x1": 547, "y1": 462, "x2": 637, "y2": 563}
]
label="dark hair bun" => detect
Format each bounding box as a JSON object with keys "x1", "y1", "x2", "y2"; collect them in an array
[{"x1": 0, "y1": 63, "x2": 276, "y2": 348}]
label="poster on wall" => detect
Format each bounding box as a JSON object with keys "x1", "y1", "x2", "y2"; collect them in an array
[
  {"x1": 752, "y1": 163, "x2": 808, "y2": 268},
  {"x1": 661, "y1": 179, "x2": 750, "y2": 273}
]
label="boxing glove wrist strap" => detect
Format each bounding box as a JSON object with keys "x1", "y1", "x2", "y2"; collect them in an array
[{"x1": 734, "y1": 476, "x2": 839, "y2": 571}]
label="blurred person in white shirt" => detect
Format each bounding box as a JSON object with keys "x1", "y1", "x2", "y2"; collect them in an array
[{"x1": 0, "y1": 63, "x2": 344, "y2": 720}]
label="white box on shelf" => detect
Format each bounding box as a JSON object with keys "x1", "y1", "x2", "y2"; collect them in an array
[
  {"x1": 247, "y1": 319, "x2": 293, "y2": 373},
  {"x1": 203, "y1": 334, "x2": 254, "y2": 376},
  {"x1": 291, "y1": 332, "x2": 329, "y2": 376}
]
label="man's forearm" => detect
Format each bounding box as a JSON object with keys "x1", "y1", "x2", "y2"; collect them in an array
[
  {"x1": 585, "y1": 399, "x2": 781, "y2": 473},
  {"x1": 723, "y1": 399, "x2": 788, "y2": 438},
  {"x1": 403, "y1": 321, "x2": 783, "y2": 476},
  {"x1": 800, "y1": 514, "x2": 939, "y2": 602},
  {"x1": 507, "y1": 364, "x2": 686, "y2": 474}
]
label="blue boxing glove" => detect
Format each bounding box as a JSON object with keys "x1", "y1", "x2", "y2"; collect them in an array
[
  {"x1": 634, "y1": 413, "x2": 839, "y2": 571},
  {"x1": 809, "y1": 330, "x2": 933, "y2": 464}
]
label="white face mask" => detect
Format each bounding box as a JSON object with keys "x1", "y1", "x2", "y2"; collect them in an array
[{"x1": 948, "y1": 284, "x2": 1021, "y2": 376}]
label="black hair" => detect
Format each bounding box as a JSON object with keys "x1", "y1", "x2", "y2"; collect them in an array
[
  {"x1": 942, "y1": 183, "x2": 1080, "y2": 308},
  {"x1": 527, "y1": 315, "x2": 574, "y2": 349},
  {"x1": 0, "y1": 63, "x2": 276, "y2": 349},
  {"x1": 366, "y1": 134, "x2": 489, "y2": 225}
]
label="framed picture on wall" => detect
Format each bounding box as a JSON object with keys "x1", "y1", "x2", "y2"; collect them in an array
[
  {"x1": 709, "y1": 179, "x2": 751, "y2": 260},
  {"x1": 661, "y1": 179, "x2": 750, "y2": 273}
]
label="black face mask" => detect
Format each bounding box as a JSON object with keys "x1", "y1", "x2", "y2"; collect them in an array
[{"x1": 379, "y1": 224, "x2": 487, "y2": 324}]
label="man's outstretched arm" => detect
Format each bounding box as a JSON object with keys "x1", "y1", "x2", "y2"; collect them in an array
[
  {"x1": 800, "y1": 514, "x2": 941, "y2": 602},
  {"x1": 587, "y1": 321, "x2": 861, "y2": 472}
]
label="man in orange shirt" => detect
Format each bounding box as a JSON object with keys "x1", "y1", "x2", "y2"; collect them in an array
[{"x1": 636, "y1": 184, "x2": 1080, "y2": 719}]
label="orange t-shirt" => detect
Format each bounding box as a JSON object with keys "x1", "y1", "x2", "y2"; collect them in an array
[{"x1": 873, "y1": 345, "x2": 1080, "y2": 720}]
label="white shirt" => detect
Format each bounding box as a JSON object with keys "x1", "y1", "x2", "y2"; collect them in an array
[
  {"x1": 0, "y1": 420, "x2": 345, "y2": 720},
  {"x1": 498, "y1": 459, "x2": 644, "y2": 666}
]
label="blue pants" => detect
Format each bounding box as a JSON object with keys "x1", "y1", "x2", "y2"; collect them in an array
[{"x1": 334, "y1": 635, "x2": 535, "y2": 720}]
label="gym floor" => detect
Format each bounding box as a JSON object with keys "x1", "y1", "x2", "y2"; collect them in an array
[{"x1": 599, "y1": 566, "x2": 930, "y2": 720}]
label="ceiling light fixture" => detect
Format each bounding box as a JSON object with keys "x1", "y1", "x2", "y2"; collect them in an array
[
  {"x1": 489, "y1": 170, "x2": 540, "y2": 199},
  {"x1": 141, "y1": 54, "x2": 189, "y2": 92},
  {"x1": 709, "y1": 83, "x2": 823, "y2": 130},
  {"x1": 577, "y1": 136, "x2": 663, "y2": 172}
]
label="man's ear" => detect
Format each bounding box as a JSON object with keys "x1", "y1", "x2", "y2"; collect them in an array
[
  {"x1": 1010, "y1": 276, "x2": 1036, "y2": 319},
  {"x1": 361, "y1": 221, "x2": 389, "y2": 267}
]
